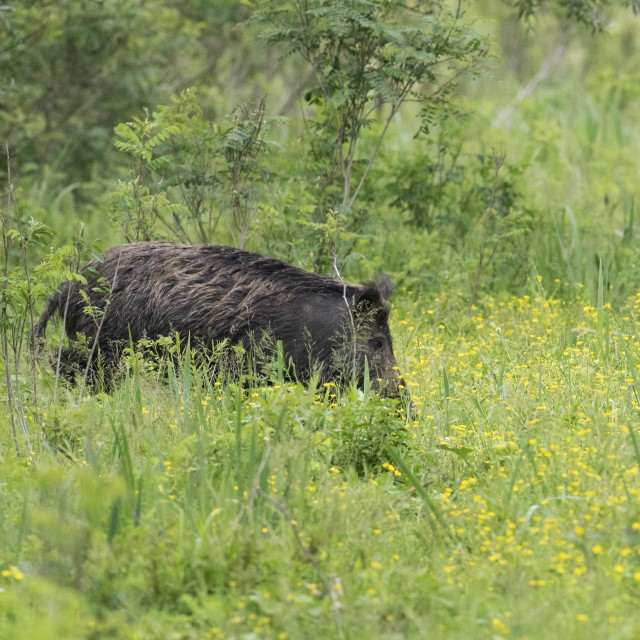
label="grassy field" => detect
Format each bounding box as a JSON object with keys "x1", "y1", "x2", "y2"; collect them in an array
[
  {"x1": 2, "y1": 277, "x2": 640, "y2": 640},
  {"x1": 3, "y1": 6, "x2": 640, "y2": 639}
]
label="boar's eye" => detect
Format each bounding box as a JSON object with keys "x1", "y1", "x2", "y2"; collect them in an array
[{"x1": 371, "y1": 337, "x2": 385, "y2": 351}]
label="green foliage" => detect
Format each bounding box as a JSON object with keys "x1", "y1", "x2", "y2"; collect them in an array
[
  {"x1": 512, "y1": 0, "x2": 640, "y2": 28},
  {"x1": 4, "y1": 2, "x2": 640, "y2": 638},
  {"x1": 326, "y1": 390, "x2": 409, "y2": 475},
  {"x1": 390, "y1": 141, "x2": 525, "y2": 232},
  {"x1": 297, "y1": 209, "x2": 363, "y2": 273},
  {"x1": 111, "y1": 89, "x2": 280, "y2": 246},
  {"x1": 221, "y1": 97, "x2": 279, "y2": 248},
  {"x1": 0, "y1": 220, "x2": 56, "y2": 321},
  {"x1": 5, "y1": 290, "x2": 640, "y2": 637},
  {"x1": 253, "y1": 0, "x2": 488, "y2": 219},
  {"x1": 0, "y1": 0, "x2": 205, "y2": 186}
]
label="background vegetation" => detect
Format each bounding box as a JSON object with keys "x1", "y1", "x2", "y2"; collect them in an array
[{"x1": 2, "y1": 0, "x2": 640, "y2": 638}]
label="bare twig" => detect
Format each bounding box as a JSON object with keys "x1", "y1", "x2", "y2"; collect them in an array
[
  {"x1": 227, "y1": 97, "x2": 268, "y2": 249},
  {"x1": 0, "y1": 244, "x2": 21, "y2": 455},
  {"x1": 53, "y1": 288, "x2": 72, "y2": 403},
  {"x1": 347, "y1": 102, "x2": 401, "y2": 210},
  {"x1": 332, "y1": 249, "x2": 357, "y2": 381},
  {"x1": 492, "y1": 43, "x2": 567, "y2": 128}
]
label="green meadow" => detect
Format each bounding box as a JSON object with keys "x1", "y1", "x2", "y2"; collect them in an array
[{"x1": 3, "y1": 1, "x2": 640, "y2": 638}]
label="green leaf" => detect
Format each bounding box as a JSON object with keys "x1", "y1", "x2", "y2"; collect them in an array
[{"x1": 438, "y1": 444, "x2": 474, "y2": 460}]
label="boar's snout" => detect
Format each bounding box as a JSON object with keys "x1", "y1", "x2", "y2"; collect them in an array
[
  {"x1": 371, "y1": 364, "x2": 405, "y2": 398},
  {"x1": 365, "y1": 335, "x2": 403, "y2": 398},
  {"x1": 350, "y1": 278, "x2": 405, "y2": 399}
]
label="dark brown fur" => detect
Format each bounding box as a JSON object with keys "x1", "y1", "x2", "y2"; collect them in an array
[{"x1": 34, "y1": 243, "x2": 400, "y2": 393}]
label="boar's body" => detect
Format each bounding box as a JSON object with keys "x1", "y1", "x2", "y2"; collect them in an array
[{"x1": 34, "y1": 243, "x2": 400, "y2": 392}]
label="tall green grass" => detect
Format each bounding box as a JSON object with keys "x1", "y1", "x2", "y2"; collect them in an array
[{"x1": 3, "y1": 288, "x2": 640, "y2": 638}]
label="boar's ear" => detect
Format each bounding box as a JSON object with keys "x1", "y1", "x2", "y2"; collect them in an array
[
  {"x1": 353, "y1": 285, "x2": 383, "y2": 312},
  {"x1": 375, "y1": 275, "x2": 394, "y2": 301}
]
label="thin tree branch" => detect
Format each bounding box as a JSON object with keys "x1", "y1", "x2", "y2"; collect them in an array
[
  {"x1": 348, "y1": 103, "x2": 399, "y2": 210},
  {"x1": 492, "y1": 42, "x2": 567, "y2": 128}
]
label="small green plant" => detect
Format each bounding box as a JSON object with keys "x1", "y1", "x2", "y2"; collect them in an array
[
  {"x1": 326, "y1": 391, "x2": 408, "y2": 475},
  {"x1": 0, "y1": 153, "x2": 86, "y2": 455},
  {"x1": 254, "y1": 0, "x2": 488, "y2": 220},
  {"x1": 111, "y1": 89, "x2": 280, "y2": 247}
]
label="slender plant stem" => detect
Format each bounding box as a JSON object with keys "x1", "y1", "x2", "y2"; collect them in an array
[
  {"x1": 2, "y1": 144, "x2": 33, "y2": 457},
  {"x1": 79, "y1": 247, "x2": 124, "y2": 398}
]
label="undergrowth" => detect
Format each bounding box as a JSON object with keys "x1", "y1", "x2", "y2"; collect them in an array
[{"x1": 2, "y1": 278, "x2": 640, "y2": 639}]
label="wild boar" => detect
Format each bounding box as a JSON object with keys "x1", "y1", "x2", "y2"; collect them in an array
[{"x1": 33, "y1": 242, "x2": 401, "y2": 394}]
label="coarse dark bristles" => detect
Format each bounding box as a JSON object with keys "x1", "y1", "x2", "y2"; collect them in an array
[{"x1": 34, "y1": 242, "x2": 401, "y2": 394}]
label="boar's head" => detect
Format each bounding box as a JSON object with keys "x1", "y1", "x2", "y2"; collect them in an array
[{"x1": 329, "y1": 277, "x2": 402, "y2": 397}]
